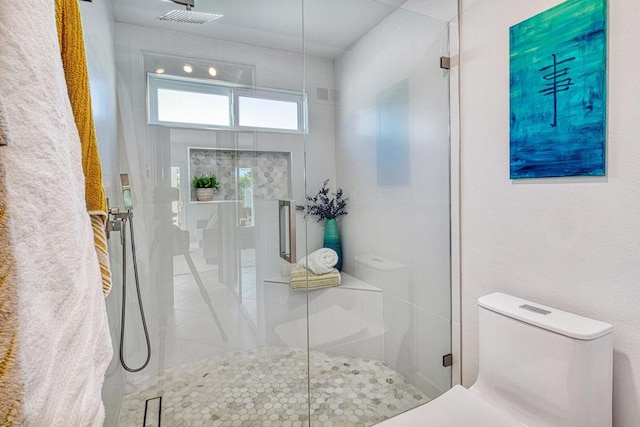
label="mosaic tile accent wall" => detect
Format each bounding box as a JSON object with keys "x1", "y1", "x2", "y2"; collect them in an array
[{"x1": 190, "y1": 149, "x2": 290, "y2": 202}]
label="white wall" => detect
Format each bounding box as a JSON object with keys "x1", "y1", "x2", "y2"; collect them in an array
[
  {"x1": 78, "y1": 1, "x2": 122, "y2": 425},
  {"x1": 114, "y1": 23, "x2": 337, "y2": 269},
  {"x1": 460, "y1": 0, "x2": 640, "y2": 425},
  {"x1": 335, "y1": 9, "x2": 453, "y2": 398}
]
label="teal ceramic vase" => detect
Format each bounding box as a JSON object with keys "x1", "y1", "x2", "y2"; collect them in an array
[{"x1": 323, "y1": 218, "x2": 342, "y2": 271}]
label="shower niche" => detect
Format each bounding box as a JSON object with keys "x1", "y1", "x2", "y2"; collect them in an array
[{"x1": 187, "y1": 147, "x2": 292, "y2": 205}]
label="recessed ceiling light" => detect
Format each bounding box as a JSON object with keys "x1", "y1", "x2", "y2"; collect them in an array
[
  {"x1": 183, "y1": 64, "x2": 193, "y2": 73},
  {"x1": 156, "y1": 68, "x2": 166, "y2": 74},
  {"x1": 208, "y1": 67, "x2": 217, "y2": 77}
]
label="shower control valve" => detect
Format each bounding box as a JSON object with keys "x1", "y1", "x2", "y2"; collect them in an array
[
  {"x1": 106, "y1": 207, "x2": 133, "y2": 241},
  {"x1": 106, "y1": 216, "x2": 121, "y2": 242},
  {"x1": 106, "y1": 217, "x2": 121, "y2": 233}
]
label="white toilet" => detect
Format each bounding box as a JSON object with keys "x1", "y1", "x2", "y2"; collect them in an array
[{"x1": 379, "y1": 292, "x2": 613, "y2": 426}]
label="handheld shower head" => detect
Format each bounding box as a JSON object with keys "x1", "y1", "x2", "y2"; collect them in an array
[
  {"x1": 120, "y1": 173, "x2": 130, "y2": 190},
  {"x1": 120, "y1": 174, "x2": 133, "y2": 211}
]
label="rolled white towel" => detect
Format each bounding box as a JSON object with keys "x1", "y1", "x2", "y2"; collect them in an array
[{"x1": 296, "y1": 248, "x2": 338, "y2": 275}]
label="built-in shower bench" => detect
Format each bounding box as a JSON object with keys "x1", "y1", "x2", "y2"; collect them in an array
[{"x1": 263, "y1": 272, "x2": 384, "y2": 361}]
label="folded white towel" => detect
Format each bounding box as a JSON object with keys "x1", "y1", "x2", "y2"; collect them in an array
[{"x1": 296, "y1": 248, "x2": 338, "y2": 275}]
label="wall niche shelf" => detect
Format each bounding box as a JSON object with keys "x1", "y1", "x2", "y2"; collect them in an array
[
  {"x1": 188, "y1": 147, "x2": 293, "y2": 204},
  {"x1": 188, "y1": 200, "x2": 238, "y2": 205}
]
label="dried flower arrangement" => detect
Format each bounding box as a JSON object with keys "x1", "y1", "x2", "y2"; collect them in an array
[{"x1": 296, "y1": 179, "x2": 348, "y2": 222}]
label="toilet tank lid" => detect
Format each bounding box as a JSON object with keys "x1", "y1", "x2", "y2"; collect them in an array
[{"x1": 477, "y1": 293, "x2": 613, "y2": 340}]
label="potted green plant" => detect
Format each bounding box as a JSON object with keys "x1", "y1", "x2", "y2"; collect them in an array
[{"x1": 192, "y1": 174, "x2": 219, "y2": 202}]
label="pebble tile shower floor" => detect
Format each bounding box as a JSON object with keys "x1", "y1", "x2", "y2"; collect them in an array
[{"x1": 118, "y1": 346, "x2": 428, "y2": 427}]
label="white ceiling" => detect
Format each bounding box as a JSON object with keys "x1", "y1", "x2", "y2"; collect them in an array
[{"x1": 111, "y1": 0, "x2": 457, "y2": 58}]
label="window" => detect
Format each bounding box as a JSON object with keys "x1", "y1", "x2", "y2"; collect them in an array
[
  {"x1": 238, "y1": 96, "x2": 299, "y2": 130},
  {"x1": 170, "y1": 167, "x2": 182, "y2": 228},
  {"x1": 238, "y1": 168, "x2": 253, "y2": 227},
  {"x1": 148, "y1": 74, "x2": 232, "y2": 128},
  {"x1": 157, "y1": 89, "x2": 230, "y2": 127},
  {"x1": 148, "y1": 73, "x2": 306, "y2": 133}
]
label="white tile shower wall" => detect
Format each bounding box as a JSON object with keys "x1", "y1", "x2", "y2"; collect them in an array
[
  {"x1": 335, "y1": 8, "x2": 452, "y2": 398},
  {"x1": 460, "y1": 0, "x2": 640, "y2": 424},
  {"x1": 79, "y1": 1, "x2": 122, "y2": 425},
  {"x1": 397, "y1": 0, "x2": 459, "y2": 22},
  {"x1": 115, "y1": 22, "x2": 337, "y2": 279}
]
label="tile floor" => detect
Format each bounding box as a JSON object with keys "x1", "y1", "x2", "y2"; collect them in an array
[
  {"x1": 120, "y1": 246, "x2": 260, "y2": 373},
  {"x1": 118, "y1": 346, "x2": 428, "y2": 427},
  {"x1": 118, "y1": 243, "x2": 428, "y2": 426}
]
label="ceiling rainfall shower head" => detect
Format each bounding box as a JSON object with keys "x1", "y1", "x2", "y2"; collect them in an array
[{"x1": 157, "y1": 0, "x2": 224, "y2": 24}]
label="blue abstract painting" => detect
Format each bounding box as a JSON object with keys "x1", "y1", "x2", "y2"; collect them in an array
[{"x1": 510, "y1": 0, "x2": 607, "y2": 179}]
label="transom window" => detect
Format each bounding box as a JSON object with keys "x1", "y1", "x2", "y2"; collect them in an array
[{"x1": 148, "y1": 73, "x2": 306, "y2": 133}]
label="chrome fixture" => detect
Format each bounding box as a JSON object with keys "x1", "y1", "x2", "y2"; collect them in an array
[
  {"x1": 156, "y1": 1, "x2": 223, "y2": 25},
  {"x1": 171, "y1": 0, "x2": 194, "y2": 10},
  {"x1": 108, "y1": 174, "x2": 151, "y2": 373},
  {"x1": 278, "y1": 200, "x2": 296, "y2": 263}
]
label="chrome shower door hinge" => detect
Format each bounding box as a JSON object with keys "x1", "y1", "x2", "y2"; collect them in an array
[
  {"x1": 440, "y1": 57, "x2": 451, "y2": 70},
  {"x1": 442, "y1": 353, "x2": 453, "y2": 367}
]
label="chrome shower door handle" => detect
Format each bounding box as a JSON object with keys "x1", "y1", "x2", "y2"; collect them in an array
[{"x1": 279, "y1": 200, "x2": 296, "y2": 264}]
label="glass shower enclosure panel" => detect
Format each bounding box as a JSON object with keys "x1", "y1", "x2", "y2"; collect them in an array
[
  {"x1": 104, "y1": 0, "x2": 454, "y2": 425},
  {"x1": 303, "y1": 1, "x2": 454, "y2": 424},
  {"x1": 109, "y1": 1, "x2": 310, "y2": 425}
]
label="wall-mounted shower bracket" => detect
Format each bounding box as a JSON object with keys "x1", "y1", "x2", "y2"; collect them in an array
[{"x1": 109, "y1": 207, "x2": 133, "y2": 219}]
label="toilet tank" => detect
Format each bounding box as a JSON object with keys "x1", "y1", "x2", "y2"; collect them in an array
[{"x1": 470, "y1": 293, "x2": 613, "y2": 427}]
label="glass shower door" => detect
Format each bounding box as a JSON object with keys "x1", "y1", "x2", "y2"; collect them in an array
[
  {"x1": 104, "y1": 0, "x2": 455, "y2": 425},
  {"x1": 109, "y1": 1, "x2": 311, "y2": 425},
  {"x1": 302, "y1": 1, "x2": 454, "y2": 425}
]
